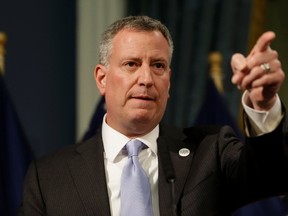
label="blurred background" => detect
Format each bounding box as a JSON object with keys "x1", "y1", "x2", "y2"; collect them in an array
[{"x1": 0, "y1": 0, "x2": 287, "y2": 215}]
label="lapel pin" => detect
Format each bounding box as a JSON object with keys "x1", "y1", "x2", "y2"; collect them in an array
[{"x1": 179, "y1": 148, "x2": 190, "y2": 157}]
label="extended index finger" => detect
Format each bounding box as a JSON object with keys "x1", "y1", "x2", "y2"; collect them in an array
[{"x1": 249, "y1": 31, "x2": 276, "y2": 55}]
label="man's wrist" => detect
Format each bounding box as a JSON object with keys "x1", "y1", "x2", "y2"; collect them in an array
[{"x1": 242, "y1": 91, "x2": 282, "y2": 136}]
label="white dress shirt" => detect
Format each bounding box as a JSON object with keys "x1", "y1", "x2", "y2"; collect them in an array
[
  {"x1": 102, "y1": 92, "x2": 283, "y2": 216},
  {"x1": 102, "y1": 118, "x2": 160, "y2": 216}
]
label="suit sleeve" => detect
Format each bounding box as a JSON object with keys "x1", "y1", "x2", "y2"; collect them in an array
[{"x1": 226, "y1": 114, "x2": 288, "y2": 208}]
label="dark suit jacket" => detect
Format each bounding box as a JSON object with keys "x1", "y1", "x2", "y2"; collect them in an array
[{"x1": 18, "y1": 122, "x2": 288, "y2": 216}]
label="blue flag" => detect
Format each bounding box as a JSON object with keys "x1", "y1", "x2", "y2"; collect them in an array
[
  {"x1": 194, "y1": 77, "x2": 243, "y2": 139},
  {"x1": 0, "y1": 74, "x2": 33, "y2": 216},
  {"x1": 233, "y1": 195, "x2": 288, "y2": 216}
]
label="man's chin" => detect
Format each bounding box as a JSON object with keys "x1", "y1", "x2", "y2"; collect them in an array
[
  {"x1": 130, "y1": 115, "x2": 152, "y2": 124},
  {"x1": 129, "y1": 109, "x2": 154, "y2": 120}
]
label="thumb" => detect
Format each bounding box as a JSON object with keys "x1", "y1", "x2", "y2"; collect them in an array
[{"x1": 231, "y1": 53, "x2": 247, "y2": 71}]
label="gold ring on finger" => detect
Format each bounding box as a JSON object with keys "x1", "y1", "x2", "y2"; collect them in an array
[{"x1": 260, "y1": 63, "x2": 271, "y2": 74}]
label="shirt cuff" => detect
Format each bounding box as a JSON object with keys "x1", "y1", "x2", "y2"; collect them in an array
[{"x1": 242, "y1": 91, "x2": 283, "y2": 136}]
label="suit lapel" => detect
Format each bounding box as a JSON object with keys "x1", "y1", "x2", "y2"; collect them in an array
[
  {"x1": 66, "y1": 124, "x2": 196, "y2": 215},
  {"x1": 68, "y1": 132, "x2": 111, "y2": 216},
  {"x1": 157, "y1": 124, "x2": 194, "y2": 215}
]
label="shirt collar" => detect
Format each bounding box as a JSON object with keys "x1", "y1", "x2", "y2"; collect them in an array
[{"x1": 102, "y1": 114, "x2": 159, "y2": 162}]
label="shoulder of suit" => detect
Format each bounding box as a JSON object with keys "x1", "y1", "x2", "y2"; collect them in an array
[
  {"x1": 35, "y1": 133, "x2": 99, "y2": 166},
  {"x1": 160, "y1": 122, "x2": 225, "y2": 142},
  {"x1": 184, "y1": 124, "x2": 237, "y2": 146}
]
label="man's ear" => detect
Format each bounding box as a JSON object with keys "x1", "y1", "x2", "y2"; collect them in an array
[{"x1": 94, "y1": 64, "x2": 107, "y2": 95}]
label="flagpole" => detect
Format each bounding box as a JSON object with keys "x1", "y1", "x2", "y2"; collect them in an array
[
  {"x1": 0, "y1": 32, "x2": 7, "y2": 75},
  {"x1": 209, "y1": 51, "x2": 224, "y2": 93}
]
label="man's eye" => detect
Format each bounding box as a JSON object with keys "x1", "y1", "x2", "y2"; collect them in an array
[
  {"x1": 125, "y1": 62, "x2": 137, "y2": 67},
  {"x1": 154, "y1": 63, "x2": 165, "y2": 69},
  {"x1": 152, "y1": 63, "x2": 167, "y2": 72},
  {"x1": 123, "y1": 62, "x2": 138, "y2": 71}
]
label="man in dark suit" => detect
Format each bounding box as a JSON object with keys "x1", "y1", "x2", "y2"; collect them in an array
[{"x1": 18, "y1": 16, "x2": 288, "y2": 216}]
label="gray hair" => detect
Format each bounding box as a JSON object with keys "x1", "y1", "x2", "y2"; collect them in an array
[{"x1": 98, "y1": 15, "x2": 174, "y2": 66}]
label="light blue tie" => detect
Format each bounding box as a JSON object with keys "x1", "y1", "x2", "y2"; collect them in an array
[{"x1": 120, "y1": 139, "x2": 153, "y2": 216}]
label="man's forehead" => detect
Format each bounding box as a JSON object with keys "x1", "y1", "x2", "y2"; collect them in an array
[
  {"x1": 114, "y1": 28, "x2": 164, "y2": 40},
  {"x1": 111, "y1": 29, "x2": 171, "y2": 63}
]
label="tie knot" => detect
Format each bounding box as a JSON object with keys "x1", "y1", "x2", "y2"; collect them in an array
[{"x1": 126, "y1": 139, "x2": 143, "y2": 157}]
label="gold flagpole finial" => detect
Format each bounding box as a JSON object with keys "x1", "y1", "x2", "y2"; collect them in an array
[
  {"x1": 0, "y1": 32, "x2": 8, "y2": 75},
  {"x1": 209, "y1": 51, "x2": 224, "y2": 93}
]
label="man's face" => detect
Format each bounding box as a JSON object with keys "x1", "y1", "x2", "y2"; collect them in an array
[{"x1": 95, "y1": 29, "x2": 171, "y2": 137}]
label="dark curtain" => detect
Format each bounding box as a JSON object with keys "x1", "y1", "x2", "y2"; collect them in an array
[{"x1": 126, "y1": 0, "x2": 252, "y2": 127}]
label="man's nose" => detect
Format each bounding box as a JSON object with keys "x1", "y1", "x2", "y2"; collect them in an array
[{"x1": 138, "y1": 64, "x2": 154, "y2": 87}]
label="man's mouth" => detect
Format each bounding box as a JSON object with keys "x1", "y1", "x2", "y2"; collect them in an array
[{"x1": 130, "y1": 95, "x2": 155, "y2": 101}]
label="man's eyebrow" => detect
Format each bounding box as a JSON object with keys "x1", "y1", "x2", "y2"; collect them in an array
[
  {"x1": 122, "y1": 57, "x2": 142, "y2": 62},
  {"x1": 151, "y1": 57, "x2": 168, "y2": 63},
  {"x1": 121, "y1": 57, "x2": 168, "y2": 64}
]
